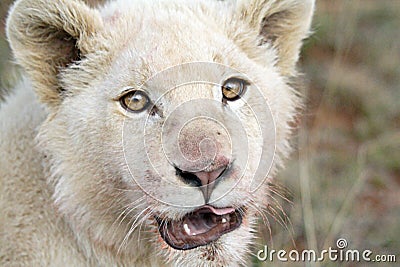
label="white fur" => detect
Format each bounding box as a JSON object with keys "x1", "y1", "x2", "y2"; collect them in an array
[{"x1": 1, "y1": 0, "x2": 314, "y2": 266}]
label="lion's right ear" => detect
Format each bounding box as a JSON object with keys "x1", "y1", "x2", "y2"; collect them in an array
[{"x1": 6, "y1": 0, "x2": 103, "y2": 108}]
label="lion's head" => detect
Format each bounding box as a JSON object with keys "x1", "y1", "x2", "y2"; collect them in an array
[{"x1": 7, "y1": 0, "x2": 314, "y2": 265}]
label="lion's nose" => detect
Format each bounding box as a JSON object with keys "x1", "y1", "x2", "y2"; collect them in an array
[
  {"x1": 175, "y1": 164, "x2": 228, "y2": 203},
  {"x1": 194, "y1": 168, "x2": 225, "y2": 187}
]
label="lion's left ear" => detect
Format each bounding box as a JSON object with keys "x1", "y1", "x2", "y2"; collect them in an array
[
  {"x1": 235, "y1": 0, "x2": 315, "y2": 76},
  {"x1": 6, "y1": 0, "x2": 103, "y2": 109}
]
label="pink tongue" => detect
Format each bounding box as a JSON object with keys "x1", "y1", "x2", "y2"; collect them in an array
[{"x1": 207, "y1": 206, "x2": 235, "y2": 215}]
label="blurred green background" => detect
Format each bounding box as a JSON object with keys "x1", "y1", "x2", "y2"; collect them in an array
[{"x1": 1, "y1": 0, "x2": 399, "y2": 266}]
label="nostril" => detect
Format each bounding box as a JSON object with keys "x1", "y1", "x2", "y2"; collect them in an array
[
  {"x1": 175, "y1": 166, "x2": 227, "y2": 187},
  {"x1": 175, "y1": 165, "x2": 229, "y2": 203},
  {"x1": 175, "y1": 167, "x2": 202, "y2": 187}
]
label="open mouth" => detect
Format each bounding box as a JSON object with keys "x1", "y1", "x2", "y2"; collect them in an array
[{"x1": 156, "y1": 205, "x2": 242, "y2": 250}]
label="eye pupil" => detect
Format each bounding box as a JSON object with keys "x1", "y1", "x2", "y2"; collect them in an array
[{"x1": 132, "y1": 95, "x2": 142, "y2": 102}]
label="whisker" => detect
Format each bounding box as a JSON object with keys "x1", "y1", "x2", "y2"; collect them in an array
[
  {"x1": 117, "y1": 206, "x2": 151, "y2": 254},
  {"x1": 109, "y1": 197, "x2": 147, "y2": 241}
]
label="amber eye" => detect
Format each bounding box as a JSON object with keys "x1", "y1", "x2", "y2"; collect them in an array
[
  {"x1": 119, "y1": 90, "x2": 150, "y2": 112},
  {"x1": 221, "y1": 78, "x2": 248, "y2": 101}
]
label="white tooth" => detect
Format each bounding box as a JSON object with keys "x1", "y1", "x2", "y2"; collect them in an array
[
  {"x1": 183, "y1": 224, "x2": 191, "y2": 235},
  {"x1": 222, "y1": 217, "x2": 227, "y2": 223}
]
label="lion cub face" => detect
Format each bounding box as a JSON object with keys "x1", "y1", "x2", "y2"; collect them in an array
[{"x1": 7, "y1": 0, "x2": 314, "y2": 265}]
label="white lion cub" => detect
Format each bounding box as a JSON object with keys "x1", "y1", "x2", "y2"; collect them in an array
[{"x1": 0, "y1": 0, "x2": 314, "y2": 266}]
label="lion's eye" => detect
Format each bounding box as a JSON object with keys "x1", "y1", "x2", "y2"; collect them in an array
[
  {"x1": 221, "y1": 78, "x2": 248, "y2": 102},
  {"x1": 119, "y1": 90, "x2": 150, "y2": 112}
]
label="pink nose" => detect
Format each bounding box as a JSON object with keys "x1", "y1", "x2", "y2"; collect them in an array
[
  {"x1": 194, "y1": 167, "x2": 226, "y2": 186},
  {"x1": 195, "y1": 166, "x2": 227, "y2": 202},
  {"x1": 175, "y1": 164, "x2": 228, "y2": 203}
]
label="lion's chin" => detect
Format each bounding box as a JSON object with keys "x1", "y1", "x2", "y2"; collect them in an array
[{"x1": 155, "y1": 205, "x2": 243, "y2": 250}]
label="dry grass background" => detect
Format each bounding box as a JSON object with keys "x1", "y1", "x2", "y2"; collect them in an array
[
  {"x1": 0, "y1": 0, "x2": 399, "y2": 266},
  {"x1": 254, "y1": 1, "x2": 400, "y2": 266}
]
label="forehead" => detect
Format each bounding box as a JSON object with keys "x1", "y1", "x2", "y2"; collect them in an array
[
  {"x1": 95, "y1": 0, "x2": 281, "y2": 103},
  {"x1": 101, "y1": 1, "x2": 234, "y2": 67}
]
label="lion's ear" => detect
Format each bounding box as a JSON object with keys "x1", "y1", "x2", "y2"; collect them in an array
[
  {"x1": 236, "y1": 0, "x2": 315, "y2": 76},
  {"x1": 6, "y1": 0, "x2": 103, "y2": 108}
]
